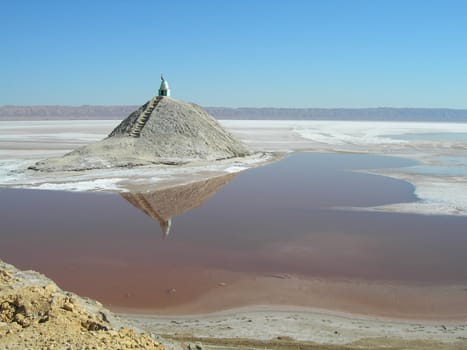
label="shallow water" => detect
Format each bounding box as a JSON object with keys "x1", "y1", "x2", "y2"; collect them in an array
[{"x1": 1, "y1": 153, "x2": 467, "y2": 311}]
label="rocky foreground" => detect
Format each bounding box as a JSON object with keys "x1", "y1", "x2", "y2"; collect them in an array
[{"x1": 0, "y1": 260, "x2": 168, "y2": 350}]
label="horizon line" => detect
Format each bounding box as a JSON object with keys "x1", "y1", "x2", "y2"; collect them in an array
[{"x1": 2, "y1": 104, "x2": 467, "y2": 111}]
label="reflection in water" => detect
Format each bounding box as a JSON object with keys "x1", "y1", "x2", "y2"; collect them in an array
[{"x1": 121, "y1": 173, "x2": 237, "y2": 237}]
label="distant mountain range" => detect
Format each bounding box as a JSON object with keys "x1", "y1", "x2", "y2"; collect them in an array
[{"x1": 1, "y1": 105, "x2": 467, "y2": 122}]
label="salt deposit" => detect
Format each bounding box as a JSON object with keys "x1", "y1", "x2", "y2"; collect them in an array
[{"x1": 1, "y1": 119, "x2": 466, "y2": 216}]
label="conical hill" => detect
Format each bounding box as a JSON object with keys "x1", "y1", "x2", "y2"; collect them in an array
[{"x1": 30, "y1": 96, "x2": 252, "y2": 171}]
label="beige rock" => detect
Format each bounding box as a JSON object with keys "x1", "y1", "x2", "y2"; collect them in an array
[
  {"x1": 0, "y1": 270, "x2": 11, "y2": 282},
  {"x1": 0, "y1": 259, "x2": 166, "y2": 350},
  {"x1": 44, "y1": 284, "x2": 57, "y2": 294},
  {"x1": 62, "y1": 303, "x2": 74, "y2": 312}
]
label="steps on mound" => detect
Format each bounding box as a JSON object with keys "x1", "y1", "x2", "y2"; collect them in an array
[{"x1": 129, "y1": 96, "x2": 162, "y2": 137}]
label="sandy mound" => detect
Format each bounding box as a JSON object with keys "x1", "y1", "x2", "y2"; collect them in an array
[
  {"x1": 30, "y1": 97, "x2": 252, "y2": 171},
  {"x1": 0, "y1": 260, "x2": 165, "y2": 350}
]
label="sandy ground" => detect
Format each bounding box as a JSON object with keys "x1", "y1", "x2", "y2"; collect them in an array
[
  {"x1": 115, "y1": 270, "x2": 467, "y2": 348},
  {"x1": 124, "y1": 306, "x2": 467, "y2": 349},
  {"x1": 1, "y1": 119, "x2": 467, "y2": 348},
  {"x1": 114, "y1": 273, "x2": 467, "y2": 348}
]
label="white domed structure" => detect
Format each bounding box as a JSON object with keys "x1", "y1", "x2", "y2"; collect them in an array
[{"x1": 158, "y1": 74, "x2": 170, "y2": 97}]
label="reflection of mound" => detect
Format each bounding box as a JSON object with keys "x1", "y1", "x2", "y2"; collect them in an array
[{"x1": 121, "y1": 173, "x2": 236, "y2": 237}]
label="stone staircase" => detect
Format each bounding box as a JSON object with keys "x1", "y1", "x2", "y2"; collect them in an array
[{"x1": 129, "y1": 96, "x2": 162, "y2": 137}]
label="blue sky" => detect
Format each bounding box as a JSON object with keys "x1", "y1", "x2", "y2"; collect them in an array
[{"x1": 1, "y1": 0, "x2": 466, "y2": 108}]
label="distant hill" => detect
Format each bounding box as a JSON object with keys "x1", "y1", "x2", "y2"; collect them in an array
[
  {"x1": 1, "y1": 105, "x2": 467, "y2": 122},
  {"x1": 0, "y1": 105, "x2": 138, "y2": 120},
  {"x1": 207, "y1": 107, "x2": 467, "y2": 122}
]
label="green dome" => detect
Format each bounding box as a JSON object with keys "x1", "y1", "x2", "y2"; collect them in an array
[{"x1": 160, "y1": 79, "x2": 169, "y2": 91}]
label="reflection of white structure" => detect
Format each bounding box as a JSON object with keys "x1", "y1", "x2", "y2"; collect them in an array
[
  {"x1": 158, "y1": 74, "x2": 170, "y2": 97},
  {"x1": 160, "y1": 218, "x2": 172, "y2": 238}
]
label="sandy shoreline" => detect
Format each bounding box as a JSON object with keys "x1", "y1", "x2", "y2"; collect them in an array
[
  {"x1": 106, "y1": 271, "x2": 467, "y2": 321},
  {"x1": 121, "y1": 305, "x2": 467, "y2": 348},
  {"x1": 112, "y1": 272, "x2": 467, "y2": 347}
]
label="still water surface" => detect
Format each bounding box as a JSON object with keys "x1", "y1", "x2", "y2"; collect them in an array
[{"x1": 1, "y1": 153, "x2": 466, "y2": 310}]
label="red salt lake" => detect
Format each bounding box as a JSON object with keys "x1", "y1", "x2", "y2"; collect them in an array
[{"x1": 1, "y1": 153, "x2": 467, "y2": 314}]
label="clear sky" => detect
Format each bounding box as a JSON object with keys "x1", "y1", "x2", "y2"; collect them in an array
[{"x1": 1, "y1": 0, "x2": 466, "y2": 108}]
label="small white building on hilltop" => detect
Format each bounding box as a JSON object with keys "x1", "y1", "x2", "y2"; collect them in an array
[{"x1": 159, "y1": 74, "x2": 170, "y2": 97}]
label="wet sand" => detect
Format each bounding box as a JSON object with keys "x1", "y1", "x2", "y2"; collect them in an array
[{"x1": 114, "y1": 271, "x2": 467, "y2": 320}]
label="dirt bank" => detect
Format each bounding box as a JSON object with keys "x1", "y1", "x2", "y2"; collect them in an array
[{"x1": 0, "y1": 260, "x2": 169, "y2": 350}]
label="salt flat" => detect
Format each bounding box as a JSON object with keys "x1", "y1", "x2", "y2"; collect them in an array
[
  {"x1": 1, "y1": 119, "x2": 466, "y2": 216},
  {"x1": 125, "y1": 306, "x2": 467, "y2": 346}
]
